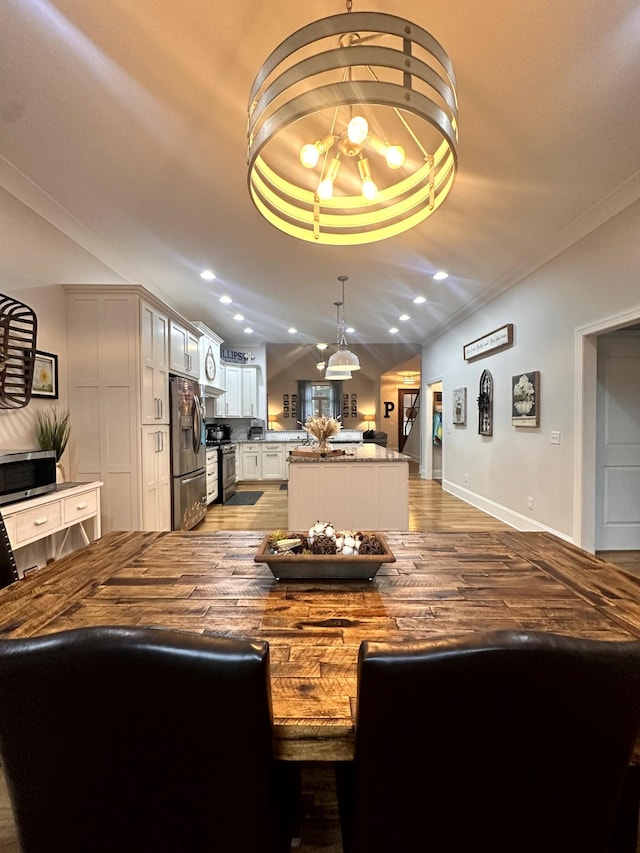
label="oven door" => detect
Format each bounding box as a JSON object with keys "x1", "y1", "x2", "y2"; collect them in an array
[
  {"x1": 219, "y1": 446, "x2": 237, "y2": 503},
  {"x1": 172, "y1": 470, "x2": 207, "y2": 530}
]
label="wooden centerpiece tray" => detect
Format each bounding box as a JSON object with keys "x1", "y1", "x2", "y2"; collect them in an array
[
  {"x1": 255, "y1": 531, "x2": 395, "y2": 581},
  {"x1": 289, "y1": 448, "x2": 346, "y2": 458}
]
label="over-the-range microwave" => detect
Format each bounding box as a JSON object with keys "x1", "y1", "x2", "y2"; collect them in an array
[{"x1": 0, "y1": 450, "x2": 57, "y2": 507}]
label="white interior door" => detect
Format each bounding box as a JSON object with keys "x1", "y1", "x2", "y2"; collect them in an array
[{"x1": 595, "y1": 331, "x2": 640, "y2": 549}]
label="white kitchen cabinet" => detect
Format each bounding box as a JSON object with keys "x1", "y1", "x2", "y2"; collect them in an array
[
  {"x1": 206, "y1": 447, "x2": 219, "y2": 505},
  {"x1": 141, "y1": 301, "x2": 169, "y2": 424},
  {"x1": 217, "y1": 365, "x2": 258, "y2": 418},
  {"x1": 141, "y1": 425, "x2": 171, "y2": 530},
  {"x1": 169, "y1": 318, "x2": 200, "y2": 380},
  {"x1": 220, "y1": 365, "x2": 242, "y2": 417},
  {"x1": 237, "y1": 442, "x2": 286, "y2": 481},
  {"x1": 240, "y1": 444, "x2": 261, "y2": 480},
  {"x1": 261, "y1": 443, "x2": 285, "y2": 479},
  {"x1": 65, "y1": 285, "x2": 185, "y2": 533},
  {"x1": 241, "y1": 367, "x2": 258, "y2": 417}
]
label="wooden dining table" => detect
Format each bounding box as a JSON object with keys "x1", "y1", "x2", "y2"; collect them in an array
[{"x1": 1, "y1": 528, "x2": 639, "y2": 763}]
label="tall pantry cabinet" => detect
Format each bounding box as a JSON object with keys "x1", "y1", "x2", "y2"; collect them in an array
[{"x1": 65, "y1": 285, "x2": 175, "y2": 534}]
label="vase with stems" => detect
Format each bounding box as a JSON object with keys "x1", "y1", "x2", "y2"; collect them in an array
[{"x1": 35, "y1": 407, "x2": 71, "y2": 482}]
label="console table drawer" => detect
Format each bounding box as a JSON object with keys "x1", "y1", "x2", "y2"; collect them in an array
[
  {"x1": 15, "y1": 501, "x2": 63, "y2": 545},
  {"x1": 63, "y1": 490, "x2": 98, "y2": 524}
]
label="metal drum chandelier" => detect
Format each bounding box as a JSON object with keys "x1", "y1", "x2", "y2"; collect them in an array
[{"x1": 247, "y1": 3, "x2": 458, "y2": 245}]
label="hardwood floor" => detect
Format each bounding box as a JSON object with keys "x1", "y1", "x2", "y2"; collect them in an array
[{"x1": 0, "y1": 470, "x2": 638, "y2": 853}]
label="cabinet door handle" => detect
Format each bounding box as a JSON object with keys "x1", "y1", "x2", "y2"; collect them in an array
[
  {"x1": 159, "y1": 398, "x2": 163, "y2": 420},
  {"x1": 34, "y1": 517, "x2": 49, "y2": 526}
]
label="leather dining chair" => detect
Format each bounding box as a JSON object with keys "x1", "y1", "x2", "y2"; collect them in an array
[
  {"x1": 0, "y1": 625, "x2": 297, "y2": 853},
  {"x1": 336, "y1": 629, "x2": 640, "y2": 853}
]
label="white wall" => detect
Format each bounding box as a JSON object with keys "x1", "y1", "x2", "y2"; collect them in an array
[{"x1": 421, "y1": 198, "x2": 640, "y2": 542}]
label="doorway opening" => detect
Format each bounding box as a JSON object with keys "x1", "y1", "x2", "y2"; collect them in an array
[{"x1": 398, "y1": 387, "x2": 420, "y2": 452}]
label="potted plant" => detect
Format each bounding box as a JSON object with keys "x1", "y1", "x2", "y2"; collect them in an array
[{"x1": 35, "y1": 407, "x2": 71, "y2": 482}]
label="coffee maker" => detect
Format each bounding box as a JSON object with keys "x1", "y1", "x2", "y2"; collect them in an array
[{"x1": 247, "y1": 419, "x2": 265, "y2": 441}]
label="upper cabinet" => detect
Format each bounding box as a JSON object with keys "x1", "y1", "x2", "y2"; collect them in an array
[
  {"x1": 193, "y1": 322, "x2": 225, "y2": 393},
  {"x1": 141, "y1": 302, "x2": 169, "y2": 424},
  {"x1": 217, "y1": 364, "x2": 258, "y2": 418},
  {"x1": 169, "y1": 319, "x2": 200, "y2": 380}
]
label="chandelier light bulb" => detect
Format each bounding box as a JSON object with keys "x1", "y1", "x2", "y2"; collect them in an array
[
  {"x1": 300, "y1": 134, "x2": 335, "y2": 168},
  {"x1": 317, "y1": 156, "x2": 341, "y2": 199},
  {"x1": 358, "y1": 158, "x2": 378, "y2": 200},
  {"x1": 347, "y1": 115, "x2": 368, "y2": 145},
  {"x1": 385, "y1": 145, "x2": 405, "y2": 169},
  {"x1": 300, "y1": 143, "x2": 321, "y2": 168},
  {"x1": 362, "y1": 178, "x2": 378, "y2": 201}
]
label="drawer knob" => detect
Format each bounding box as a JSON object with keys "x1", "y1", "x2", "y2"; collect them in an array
[
  {"x1": 34, "y1": 517, "x2": 48, "y2": 526},
  {"x1": 76, "y1": 502, "x2": 89, "y2": 510}
]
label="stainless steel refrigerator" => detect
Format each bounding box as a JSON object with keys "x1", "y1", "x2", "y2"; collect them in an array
[{"x1": 169, "y1": 375, "x2": 206, "y2": 530}]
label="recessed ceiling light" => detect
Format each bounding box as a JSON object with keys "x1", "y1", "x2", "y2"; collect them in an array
[
  {"x1": 413, "y1": 296, "x2": 426, "y2": 304},
  {"x1": 219, "y1": 295, "x2": 232, "y2": 304},
  {"x1": 200, "y1": 269, "x2": 216, "y2": 281},
  {"x1": 389, "y1": 327, "x2": 399, "y2": 334},
  {"x1": 233, "y1": 313, "x2": 244, "y2": 321},
  {"x1": 288, "y1": 327, "x2": 297, "y2": 334},
  {"x1": 433, "y1": 271, "x2": 448, "y2": 281},
  {"x1": 345, "y1": 326, "x2": 355, "y2": 335},
  {"x1": 399, "y1": 314, "x2": 410, "y2": 321},
  {"x1": 244, "y1": 327, "x2": 254, "y2": 334}
]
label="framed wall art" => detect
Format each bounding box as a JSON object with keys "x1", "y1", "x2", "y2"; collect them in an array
[
  {"x1": 478, "y1": 370, "x2": 493, "y2": 436},
  {"x1": 512, "y1": 371, "x2": 540, "y2": 427},
  {"x1": 31, "y1": 351, "x2": 58, "y2": 399},
  {"x1": 452, "y1": 387, "x2": 467, "y2": 425}
]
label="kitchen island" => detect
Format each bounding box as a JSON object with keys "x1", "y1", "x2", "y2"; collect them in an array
[{"x1": 287, "y1": 443, "x2": 410, "y2": 530}]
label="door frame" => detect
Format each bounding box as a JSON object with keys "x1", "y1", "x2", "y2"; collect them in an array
[
  {"x1": 575, "y1": 307, "x2": 640, "y2": 551},
  {"x1": 421, "y1": 376, "x2": 443, "y2": 480}
]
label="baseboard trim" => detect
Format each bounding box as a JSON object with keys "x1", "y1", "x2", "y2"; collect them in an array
[{"x1": 442, "y1": 479, "x2": 574, "y2": 543}]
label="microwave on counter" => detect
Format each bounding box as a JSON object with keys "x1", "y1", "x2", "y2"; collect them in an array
[{"x1": 0, "y1": 450, "x2": 57, "y2": 507}]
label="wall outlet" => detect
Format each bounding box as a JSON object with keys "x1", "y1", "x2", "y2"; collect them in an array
[
  {"x1": 464, "y1": 473, "x2": 469, "y2": 483},
  {"x1": 528, "y1": 496, "x2": 534, "y2": 510},
  {"x1": 550, "y1": 431, "x2": 560, "y2": 444}
]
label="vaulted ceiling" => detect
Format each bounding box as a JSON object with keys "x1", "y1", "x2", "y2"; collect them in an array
[{"x1": 1, "y1": 1, "x2": 639, "y2": 360}]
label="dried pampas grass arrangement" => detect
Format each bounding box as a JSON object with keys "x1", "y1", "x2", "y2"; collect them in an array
[{"x1": 303, "y1": 415, "x2": 341, "y2": 452}]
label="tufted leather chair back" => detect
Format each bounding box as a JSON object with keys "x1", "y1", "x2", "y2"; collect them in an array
[
  {"x1": 337, "y1": 630, "x2": 640, "y2": 853},
  {"x1": 0, "y1": 626, "x2": 292, "y2": 852}
]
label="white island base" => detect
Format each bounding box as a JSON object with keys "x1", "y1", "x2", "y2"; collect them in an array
[{"x1": 287, "y1": 444, "x2": 409, "y2": 531}]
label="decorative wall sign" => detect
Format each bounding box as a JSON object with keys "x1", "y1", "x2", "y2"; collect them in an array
[
  {"x1": 512, "y1": 371, "x2": 540, "y2": 427},
  {"x1": 221, "y1": 348, "x2": 252, "y2": 363},
  {"x1": 464, "y1": 324, "x2": 513, "y2": 361},
  {"x1": 477, "y1": 370, "x2": 493, "y2": 436},
  {"x1": 452, "y1": 387, "x2": 467, "y2": 425}
]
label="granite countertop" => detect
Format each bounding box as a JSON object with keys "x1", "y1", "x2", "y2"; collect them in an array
[
  {"x1": 234, "y1": 429, "x2": 366, "y2": 444},
  {"x1": 288, "y1": 443, "x2": 410, "y2": 463}
]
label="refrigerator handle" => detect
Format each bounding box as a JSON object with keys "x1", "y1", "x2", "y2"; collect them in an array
[{"x1": 192, "y1": 394, "x2": 203, "y2": 455}]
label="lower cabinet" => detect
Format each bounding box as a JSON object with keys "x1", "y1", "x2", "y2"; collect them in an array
[
  {"x1": 261, "y1": 445, "x2": 285, "y2": 479},
  {"x1": 240, "y1": 445, "x2": 261, "y2": 481},
  {"x1": 239, "y1": 443, "x2": 286, "y2": 481},
  {"x1": 141, "y1": 426, "x2": 171, "y2": 531},
  {"x1": 206, "y1": 448, "x2": 219, "y2": 505}
]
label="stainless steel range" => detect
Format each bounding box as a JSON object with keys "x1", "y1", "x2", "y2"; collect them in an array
[{"x1": 217, "y1": 442, "x2": 237, "y2": 503}]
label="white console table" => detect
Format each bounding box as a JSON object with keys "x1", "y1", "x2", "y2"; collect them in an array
[{"x1": 1, "y1": 481, "x2": 103, "y2": 572}]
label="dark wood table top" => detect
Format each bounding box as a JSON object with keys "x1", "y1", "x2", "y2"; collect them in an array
[{"x1": 1, "y1": 529, "x2": 639, "y2": 761}]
